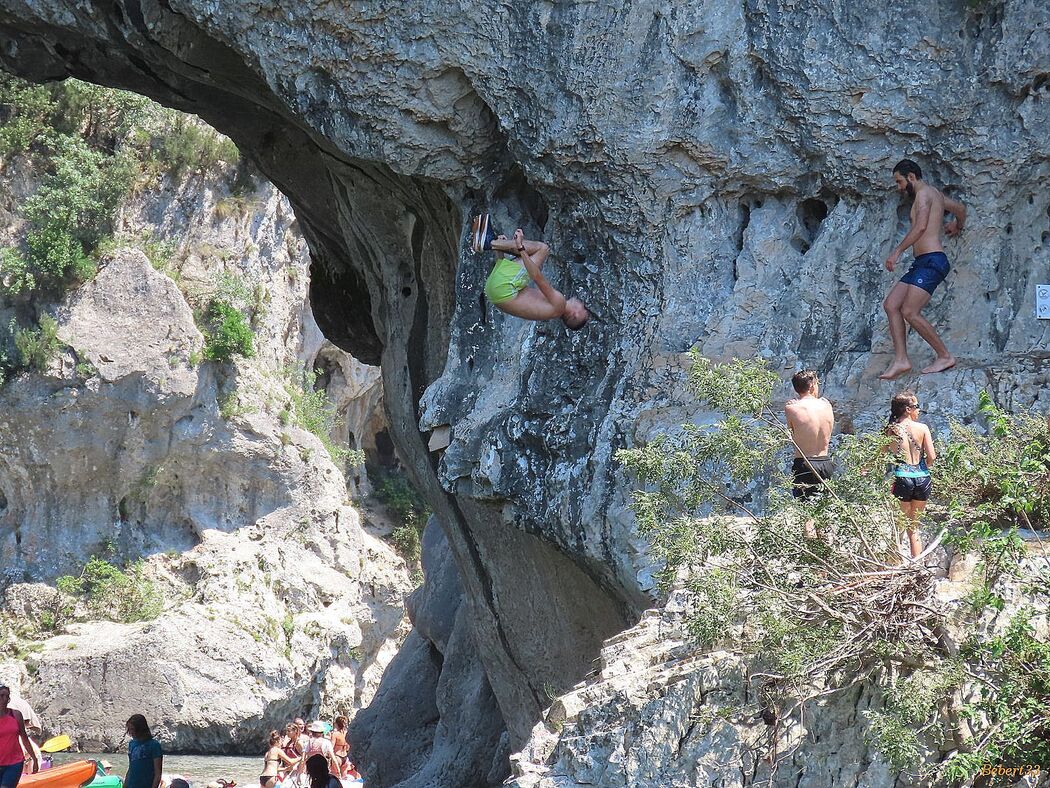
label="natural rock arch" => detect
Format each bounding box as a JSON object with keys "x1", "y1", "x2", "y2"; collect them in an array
[{"x1": 2, "y1": 1, "x2": 1048, "y2": 785}]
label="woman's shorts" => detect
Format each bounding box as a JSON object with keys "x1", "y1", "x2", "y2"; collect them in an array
[
  {"x1": 892, "y1": 475, "x2": 932, "y2": 502},
  {"x1": 0, "y1": 762, "x2": 24, "y2": 788}
]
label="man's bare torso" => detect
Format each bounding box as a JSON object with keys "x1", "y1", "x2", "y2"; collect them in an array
[
  {"x1": 784, "y1": 396, "x2": 834, "y2": 458},
  {"x1": 913, "y1": 183, "x2": 946, "y2": 256}
]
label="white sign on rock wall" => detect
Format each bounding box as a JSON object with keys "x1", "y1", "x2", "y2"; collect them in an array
[{"x1": 1039, "y1": 284, "x2": 1050, "y2": 319}]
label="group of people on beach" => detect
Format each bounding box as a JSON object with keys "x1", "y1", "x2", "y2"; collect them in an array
[
  {"x1": 473, "y1": 159, "x2": 965, "y2": 383},
  {"x1": 0, "y1": 698, "x2": 361, "y2": 788},
  {"x1": 261, "y1": 717, "x2": 359, "y2": 787}
]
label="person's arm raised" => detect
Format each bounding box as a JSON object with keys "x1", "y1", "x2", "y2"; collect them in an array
[{"x1": 943, "y1": 195, "x2": 966, "y2": 237}]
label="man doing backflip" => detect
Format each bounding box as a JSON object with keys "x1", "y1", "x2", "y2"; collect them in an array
[
  {"x1": 471, "y1": 214, "x2": 590, "y2": 329},
  {"x1": 880, "y1": 159, "x2": 966, "y2": 380}
]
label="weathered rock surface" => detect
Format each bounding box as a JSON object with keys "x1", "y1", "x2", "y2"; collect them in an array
[
  {"x1": 0, "y1": 1, "x2": 1048, "y2": 784},
  {"x1": 509, "y1": 548, "x2": 1050, "y2": 788},
  {"x1": 0, "y1": 163, "x2": 410, "y2": 751}
]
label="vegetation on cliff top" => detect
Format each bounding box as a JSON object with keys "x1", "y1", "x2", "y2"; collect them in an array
[
  {"x1": 0, "y1": 74, "x2": 248, "y2": 381},
  {"x1": 618, "y1": 353, "x2": 1049, "y2": 784}
]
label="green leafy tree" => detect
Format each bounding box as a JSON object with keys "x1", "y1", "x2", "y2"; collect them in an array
[{"x1": 2, "y1": 133, "x2": 137, "y2": 298}]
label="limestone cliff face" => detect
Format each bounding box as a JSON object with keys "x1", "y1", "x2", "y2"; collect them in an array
[
  {"x1": 0, "y1": 1, "x2": 1047, "y2": 784},
  {"x1": 0, "y1": 162, "x2": 409, "y2": 751}
]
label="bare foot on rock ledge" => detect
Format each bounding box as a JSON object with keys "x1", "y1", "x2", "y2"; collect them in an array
[
  {"x1": 921, "y1": 355, "x2": 956, "y2": 375},
  {"x1": 878, "y1": 360, "x2": 912, "y2": 380}
]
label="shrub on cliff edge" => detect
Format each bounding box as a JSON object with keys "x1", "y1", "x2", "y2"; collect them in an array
[
  {"x1": 56, "y1": 556, "x2": 163, "y2": 624},
  {"x1": 617, "y1": 352, "x2": 1049, "y2": 783}
]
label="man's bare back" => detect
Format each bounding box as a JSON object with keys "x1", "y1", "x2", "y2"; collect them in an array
[
  {"x1": 785, "y1": 396, "x2": 834, "y2": 458},
  {"x1": 785, "y1": 370, "x2": 835, "y2": 502}
]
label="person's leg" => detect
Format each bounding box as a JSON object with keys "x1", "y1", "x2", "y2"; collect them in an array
[
  {"x1": 880, "y1": 283, "x2": 913, "y2": 379},
  {"x1": 896, "y1": 497, "x2": 914, "y2": 551},
  {"x1": 908, "y1": 500, "x2": 926, "y2": 557},
  {"x1": 491, "y1": 235, "x2": 550, "y2": 268},
  {"x1": 898, "y1": 284, "x2": 956, "y2": 374}
]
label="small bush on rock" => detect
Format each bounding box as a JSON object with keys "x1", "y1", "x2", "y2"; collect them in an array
[
  {"x1": 372, "y1": 470, "x2": 429, "y2": 564},
  {"x1": 56, "y1": 556, "x2": 163, "y2": 624},
  {"x1": 202, "y1": 300, "x2": 254, "y2": 362},
  {"x1": 280, "y1": 367, "x2": 365, "y2": 468},
  {"x1": 14, "y1": 314, "x2": 61, "y2": 372}
]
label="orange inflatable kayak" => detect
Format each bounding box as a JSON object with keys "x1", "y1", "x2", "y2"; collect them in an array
[{"x1": 21, "y1": 760, "x2": 98, "y2": 788}]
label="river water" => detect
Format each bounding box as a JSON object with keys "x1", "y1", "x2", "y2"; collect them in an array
[{"x1": 54, "y1": 753, "x2": 263, "y2": 787}]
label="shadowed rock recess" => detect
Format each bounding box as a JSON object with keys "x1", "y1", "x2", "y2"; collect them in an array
[{"x1": 1, "y1": 1, "x2": 1047, "y2": 785}]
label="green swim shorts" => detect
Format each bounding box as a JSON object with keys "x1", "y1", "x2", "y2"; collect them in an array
[{"x1": 484, "y1": 256, "x2": 530, "y2": 304}]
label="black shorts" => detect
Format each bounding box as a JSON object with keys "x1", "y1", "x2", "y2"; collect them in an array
[
  {"x1": 792, "y1": 456, "x2": 835, "y2": 499},
  {"x1": 892, "y1": 475, "x2": 932, "y2": 502}
]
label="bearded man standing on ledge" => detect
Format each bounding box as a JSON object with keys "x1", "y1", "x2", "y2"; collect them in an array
[{"x1": 880, "y1": 159, "x2": 966, "y2": 380}]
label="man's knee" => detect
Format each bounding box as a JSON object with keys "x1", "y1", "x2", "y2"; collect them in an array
[
  {"x1": 883, "y1": 296, "x2": 900, "y2": 315},
  {"x1": 901, "y1": 304, "x2": 924, "y2": 323}
]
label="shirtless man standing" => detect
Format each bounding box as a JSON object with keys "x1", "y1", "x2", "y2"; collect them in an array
[
  {"x1": 471, "y1": 214, "x2": 590, "y2": 329},
  {"x1": 784, "y1": 370, "x2": 835, "y2": 499},
  {"x1": 879, "y1": 159, "x2": 966, "y2": 380}
]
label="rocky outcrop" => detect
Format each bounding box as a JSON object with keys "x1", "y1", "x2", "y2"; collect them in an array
[
  {"x1": 0, "y1": 1, "x2": 1047, "y2": 783},
  {"x1": 509, "y1": 546, "x2": 1050, "y2": 788},
  {"x1": 0, "y1": 159, "x2": 410, "y2": 750}
]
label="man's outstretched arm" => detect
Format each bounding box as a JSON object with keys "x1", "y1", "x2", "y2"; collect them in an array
[{"x1": 943, "y1": 195, "x2": 966, "y2": 237}]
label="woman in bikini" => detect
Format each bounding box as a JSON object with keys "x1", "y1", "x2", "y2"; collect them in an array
[
  {"x1": 261, "y1": 730, "x2": 298, "y2": 788},
  {"x1": 884, "y1": 391, "x2": 937, "y2": 558},
  {"x1": 330, "y1": 717, "x2": 349, "y2": 778}
]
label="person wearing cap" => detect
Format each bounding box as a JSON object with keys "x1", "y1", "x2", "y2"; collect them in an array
[
  {"x1": 0, "y1": 685, "x2": 37, "y2": 788},
  {"x1": 300, "y1": 724, "x2": 337, "y2": 778}
]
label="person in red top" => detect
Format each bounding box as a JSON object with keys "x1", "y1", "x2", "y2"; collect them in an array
[{"x1": 0, "y1": 685, "x2": 37, "y2": 788}]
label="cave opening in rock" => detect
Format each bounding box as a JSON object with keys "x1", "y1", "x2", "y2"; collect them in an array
[{"x1": 793, "y1": 197, "x2": 830, "y2": 254}]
